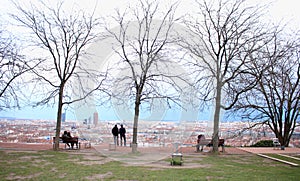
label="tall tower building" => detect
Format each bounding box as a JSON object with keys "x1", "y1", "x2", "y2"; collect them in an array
[
  {"x1": 93, "y1": 112, "x2": 98, "y2": 126},
  {"x1": 61, "y1": 113, "x2": 66, "y2": 122}
]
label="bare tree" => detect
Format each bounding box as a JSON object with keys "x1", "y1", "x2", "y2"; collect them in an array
[
  {"x1": 181, "y1": 0, "x2": 271, "y2": 152},
  {"x1": 12, "y1": 1, "x2": 105, "y2": 150},
  {"x1": 235, "y1": 31, "x2": 300, "y2": 147},
  {"x1": 0, "y1": 26, "x2": 34, "y2": 110},
  {"x1": 106, "y1": 0, "x2": 183, "y2": 153}
]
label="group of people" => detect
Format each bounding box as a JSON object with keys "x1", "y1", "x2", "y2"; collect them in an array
[
  {"x1": 62, "y1": 127, "x2": 208, "y2": 151},
  {"x1": 62, "y1": 127, "x2": 212, "y2": 151},
  {"x1": 112, "y1": 124, "x2": 126, "y2": 146},
  {"x1": 62, "y1": 131, "x2": 78, "y2": 149}
]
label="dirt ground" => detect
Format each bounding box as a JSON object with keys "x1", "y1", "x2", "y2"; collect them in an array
[
  {"x1": 0, "y1": 142, "x2": 250, "y2": 168},
  {"x1": 1, "y1": 142, "x2": 299, "y2": 153},
  {"x1": 1, "y1": 142, "x2": 299, "y2": 168}
]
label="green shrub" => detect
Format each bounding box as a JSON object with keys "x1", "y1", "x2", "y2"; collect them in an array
[{"x1": 251, "y1": 140, "x2": 273, "y2": 147}]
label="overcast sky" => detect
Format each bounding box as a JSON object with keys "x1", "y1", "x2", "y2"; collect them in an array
[{"x1": 0, "y1": 0, "x2": 299, "y2": 121}]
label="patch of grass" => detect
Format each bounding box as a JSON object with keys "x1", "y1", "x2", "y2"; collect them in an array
[{"x1": 0, "y1": 150, "x2": 300, "y2": 180}]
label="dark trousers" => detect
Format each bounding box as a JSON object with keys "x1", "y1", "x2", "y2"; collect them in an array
[{"x1": 120, "y1": 135, "x2": 126, "y2": 146}]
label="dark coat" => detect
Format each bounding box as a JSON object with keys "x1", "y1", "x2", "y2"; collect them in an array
[
  {"x1": 112, "y1": 126, "x2": 119, "y2": 136},
  {"x1": 119, "y1": 127, "x2": 126, "y2": 136}
]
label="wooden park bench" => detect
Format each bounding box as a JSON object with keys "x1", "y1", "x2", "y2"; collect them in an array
[
  {"x1": 195, "y1": 139, "x2": 211, "y2": 152},
  {"x1": 272, "y1": 138, "x2": 281, "y2": 150},
  {"x1": 195, "y1": 138, "x2": 225, "y2": 152},
  {"x1": 53, "y1": 137, "x2": 80, "y2": 150}
]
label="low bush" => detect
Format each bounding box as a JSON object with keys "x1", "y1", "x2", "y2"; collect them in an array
[{"x1": 251, "y1": 140, "x2": 273, "y2": 147}]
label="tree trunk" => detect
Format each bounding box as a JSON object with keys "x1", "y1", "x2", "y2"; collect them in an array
[
  {"x1": 54, "y1": 85, "x2": 64, "y2": 150},
  {"x1": 283, "y1": 121, "x2": 292, "y2": 147},
  {"x1": 132, "y1": 98, "x2": 140, "y2": 153},
  {"x1": 212, "y1": 79, "x2": 221, "y2": 153},
  {"x1": 273, "y1": 120, "x2": 293, "y2": 147}
]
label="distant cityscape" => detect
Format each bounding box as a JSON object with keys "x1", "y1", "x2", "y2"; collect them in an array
[{"x1": 0, "y1": 112, "x2": 300, "y2": 148}]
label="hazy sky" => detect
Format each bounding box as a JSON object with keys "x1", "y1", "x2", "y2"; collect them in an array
[{"x1": 0, "y1": 0, "x2": 299, "y2": 121}]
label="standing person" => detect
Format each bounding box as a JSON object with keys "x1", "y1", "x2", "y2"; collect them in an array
[
  {"x1": 119, "y1": 124, "x2": 126, "y2": 146},
  {"x1": 112, "y1": 124, "x2": 119, "y2": 146}
]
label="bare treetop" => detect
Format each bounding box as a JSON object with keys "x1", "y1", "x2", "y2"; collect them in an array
[
  {"x1": 105, "y1": 0, "x2": 188, "y2": 152},
  {"x1": 11, "y1": 1, "x2": 106, "y2": 150},
  {"x1": 181, "y1": 0, "x2": 273, "y2": 152},
  {"x1": 11, "y1": 1, "x2": 103, "y2": 106},
  {"x1": 0, "y1": 27, "x2": 32, "y2": 110}
]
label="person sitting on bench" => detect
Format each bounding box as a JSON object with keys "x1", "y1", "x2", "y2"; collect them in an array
[
  {"x1": 196, "y1": 134, "x2": 205, "y2": 152},
  {"x1": 62, "y1": 131, "x2": 71, "y2": 148},
  {"x1": 67, "y1": 132, "x2": 75, "y2": 149}
]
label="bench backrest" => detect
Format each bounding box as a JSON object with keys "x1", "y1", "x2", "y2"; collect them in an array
[
  {"x1": 272, "y1": 138, "x2": 280, "y2": 146},
  {"x1": 53, "y1": 137, "x2": 63, "y2": 143},
  {"x1": 53, "y1": 136, "x2": 78, "y2": 143},
  {"x1": 208, "y1": 139, "x2": 225, "y2": 146},
  {"x1": 199, "y1": 139, "x2": 211, "y2": 145}
]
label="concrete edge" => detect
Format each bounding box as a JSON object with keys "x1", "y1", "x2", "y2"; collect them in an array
[
  {"x1": 257, "y1": 153, "x2": 299, "y2": 167},
  {"x1": 277, "y1": 153, "x2": 300, "y2": 161}
]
